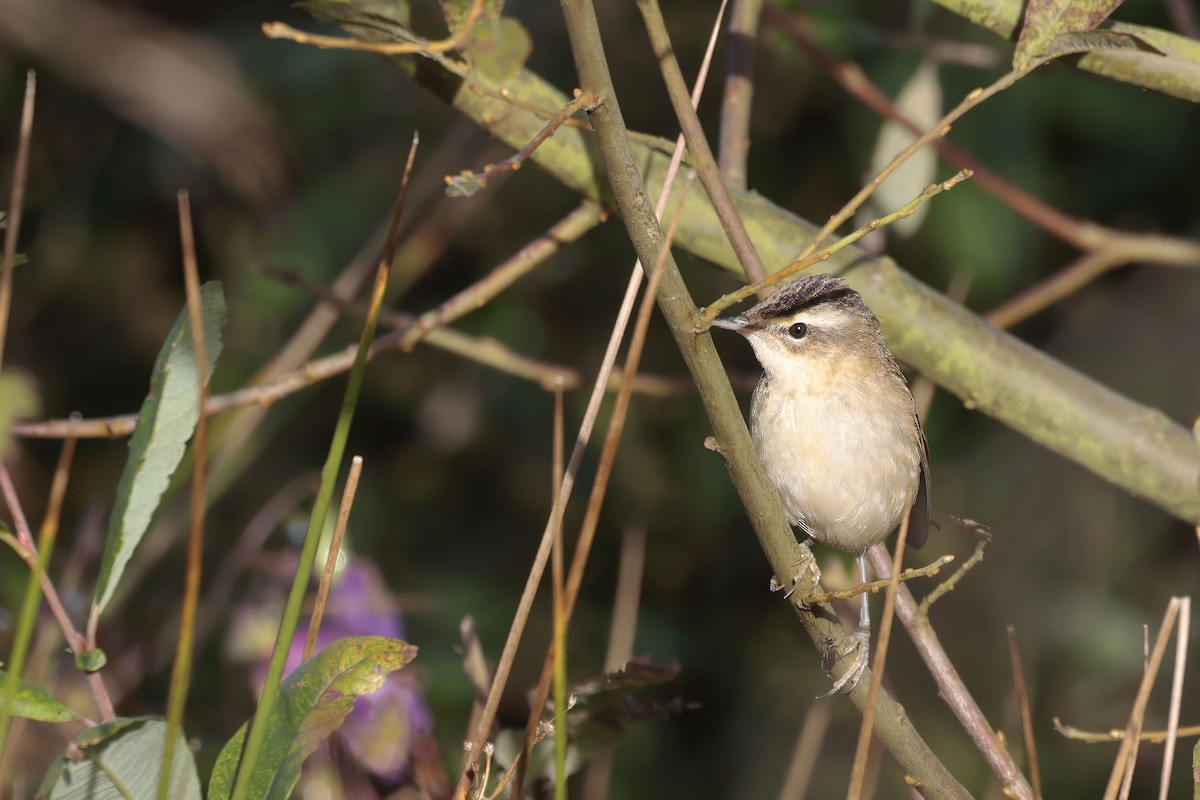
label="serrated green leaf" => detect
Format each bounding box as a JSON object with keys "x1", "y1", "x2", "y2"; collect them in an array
[
  {"x1": 207, "y1": 636, "x2": 417, "y2": 800},
  {"x1": 0, "y1": 369, "x2": 40, "y2": 462},
  {"x1": 91, "y1": 283, "x2": 227, "y2": 617},
  {"x1": 1014, "y1": 0, "x2": 1123, "y2": 67},
  {"x1": 36, "y1": 717, "x2": 201, "y2": 800},
  {"x1": 0, "y1": 669, "x2": 81, "y2": 723}
]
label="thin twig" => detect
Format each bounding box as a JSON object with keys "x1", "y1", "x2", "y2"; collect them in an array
[
  {"x1": 512, "y1": 3, "x2": 729, "y2": 789},
  {"x1": 867, "y1": 544, "x2": 1030, "y2": 797},
  {"x1": 14, "y1": 319, "x2": 699, "y2": 441},
  {"x1": 0, "y1": 431, "x2": 79, "y2": 764},
  {"x1": 718, "y1": 0, "x2": 764, "y2": 189},
  {"x1": 1102, "y1": 598, "x2": 1183, "y2": 800},
  {"x1": 303, "y1": 456, "x2": 364, "y2": 661},
  {"x1": 801, "y1": 555, "x2": 953, "y2": 606},
  {"x1": 764, "y1": 3, "x2": 1200, "y2": 326},
  {"x1": 445, "y1": 91, "x2": 601, "y2": 196},
  {"x1": 400, "y1": 202, "x2": 605, "y2": 351},
  {"x1": 581, "y1": 524, "x2": 647, "y2": 800},
  {"x1": 459, "y1": 615, "x2": 491, "y2": 749},
  {"x1": 638, "y1": 0, "x2": 764, "y2": 283},
  {"x1": 0, "y1": 70, "x2": 35, "y2": 373},
  {"x1": 550, "y1": 384, "x2": 568, "y2": 798},
  {"x1": 917, "y1": 517, "x2": 991, "y2": 621},
  {"x1": 458, "y1": 163, "x2": 659, "y2": 800},
  {"x1": 1157, "y1": 597, "x2": 1190, "y2": 800},
  {"x1": 564, "y1": 0, "x2": 974, "y2": 791},
  {"x1": 847, "y1": 513, "x2": 910, "y2": 800},
  {"x1": 775, "y1": 702, "x2": 831, "y2": 800},
  {"x1": 229, "y1": 133, "x2": 418, "y2": 800},
  {"x1": 1008, "y1": 626, "x2": 1043, "y2": 800},
  {"x1": 702, "y1": 170, "x2": 971, "y2": 321},
  {"x1": 262, "y1": 0, "x2": 484, "y2": 56},
  {"x1": 1054, "y1": 719, "x2": 1200, "y2": 744},
  {"x1": 158, "y1": 190, "x2": 212, "y2": 800},
  {"x1": 0, "y1": 466, "x2": 116, "y2": 721}
]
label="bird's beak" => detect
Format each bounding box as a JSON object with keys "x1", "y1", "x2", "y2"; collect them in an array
[{"x1": 711, "y1": 315, "x2": 750, "y2": 334}]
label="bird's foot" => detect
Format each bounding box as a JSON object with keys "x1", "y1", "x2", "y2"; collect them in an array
[
  {"x1": 817, "y1": 627, "x2": 870, "y2": 698},
  {"x1": 767, "y1": 543, "x2": 821, "y2": 608}
]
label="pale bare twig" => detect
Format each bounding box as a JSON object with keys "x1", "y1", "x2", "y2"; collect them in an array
[
  {"x1": 1007, "y1": 625, "x2": 1043, "y2": 800},
  {"x1": 847, "y1": 513, "x2": 910, "y2": 800},
  {"x1": 1053, "y1": 719, "x2": 1200, "y2": 744},
  {"x1": 917, "y1": 517, "x2": 990, "y2": 621},
  {"x1": 0, "y1": 466, "x2": 116, "y2": 722},
  {"x1": 512, "y1": 3, "x2": 730, "y2": 789},
  {"x1": 581, "y1": 524, "x2": 647, "y2": 800},
  {"x1": 718, "y1": 0, "x2": 764, "y2": 189},
  {"x1": 702, "y1": 171, "x2": 971, "y2": 321},
  {"x1": 400, "y1": 202, "x2": 605, "y2": 351},
  {"x1": 263, "y1": 0, "x2": 484, "y2": 56},
  {"x1": 158, "y1": 190, "x2": 213, "y2": 799},
  {"x1": 303, "y1": 456, "x2": 364, "y2": 661},
  {"x1": 775, "y1": 702, "x2": 832, "y2": 800},
  {"x1": 764, "y1": 3, "x2": 1200, "y2": 328},
  {"x1": 637, "y1": 0, "x2": 766, "y2": 284},
  {"x1": 1103, "y1": 598, "x2": 1183, "y2": 800},
  {"x1": 867, "y1": 544, "x2": 1031, "y2": 797},
  {"x1": 800, "y1": 555, "x2": 953, "y2": 606},
  {"x1": 1157, "y1": 597, "x2": 1190, "y2": 800},
  {"x1": 0, "y1": 70, "x2": 34, "y2": 373}
]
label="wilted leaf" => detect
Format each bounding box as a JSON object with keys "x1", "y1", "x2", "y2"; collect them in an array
[
  {"x1": 0, "y1": 670, "x2": 81, "y2": 724},
  {"x1": 37, "y1": 717, "x2": 201, "y2": 800},
  {"x1": 568, "y1": 659, "x2": 692, "y2": 749},
  {"x1": 868, "y1": 58, "x2": 942, "y2": 239},
  {"x1": 207, "y1": 636, "x2": 418, "y2": 800},
  {"x1": 1015, "y1": 0, "x2": 1124, "y2": 67},
  {"x1": 91, "y1": 282, "x2": 226, "y2": 616}
]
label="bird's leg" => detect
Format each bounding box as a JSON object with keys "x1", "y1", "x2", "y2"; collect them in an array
[
  {"x1": 768, "y1": 540, "x2": 821, "y2": 606},
  {"x1": 819, "y1": 553, "x2": 871, "y2": 697}
]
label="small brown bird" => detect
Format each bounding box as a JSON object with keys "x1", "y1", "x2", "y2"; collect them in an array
[{"x1": 712, "y1": 274, "x2": 930, "y2": 694}]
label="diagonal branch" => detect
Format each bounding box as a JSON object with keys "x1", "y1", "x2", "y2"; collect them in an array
[
  {"x1": 300, "y1": 1, "x2": 1198, "y2": 524},
  {"x1": 557, "y1": 0, "x2": 976, "y2": 796}
]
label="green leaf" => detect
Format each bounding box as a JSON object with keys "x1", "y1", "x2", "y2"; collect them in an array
[
  {"x1": 74, "y1": 648, "x2": 108, "y2": 673},
  {"x1": 867, "y1": 58, "x2": 942, "y2": 239},
  {"x1": 91, "y1": 283, "x2": 227, "y2": 616},
  {"x1": 1014, "y1": 0, "x2": 1123, "y2": 67},
  {"x1": 36, "y1": 717, "x2": 201, "y2": 800},
  {"x1": 0, "y1": 369, "x2": 40, "y2": 463},
  {"x1": 207, "y1": 636, "x2": 417, "y2": 800},
  {"x1": 1041, "y1": 30, "x2": 1165, "y2": 60},
  {"x1": 461, "y1": 16, "x2": 531, "y2": 82},
  {"x1": 0, "y1": 669, "x2": 81, "y2": 723}
]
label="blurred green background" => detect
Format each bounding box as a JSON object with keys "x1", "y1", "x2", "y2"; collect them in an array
[{"x1": 1, "y1": 0, "x2": 1199, "y2": 797}]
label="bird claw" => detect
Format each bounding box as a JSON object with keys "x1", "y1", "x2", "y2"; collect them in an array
[
  {"x1": 817, "y1": 628, "x2": 870, "y2": 698},
  {"x1": 768, "y1": 544, "x2": 821, "y2": 608}
]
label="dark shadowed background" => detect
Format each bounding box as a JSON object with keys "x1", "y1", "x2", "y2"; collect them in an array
[{"x1": 1, "y1": 0, "x2": 1199, "y2": 797}]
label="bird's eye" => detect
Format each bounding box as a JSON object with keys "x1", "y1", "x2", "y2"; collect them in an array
[{"x1": 787, "y1": 322, "x2": 808, "y2": 339}]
